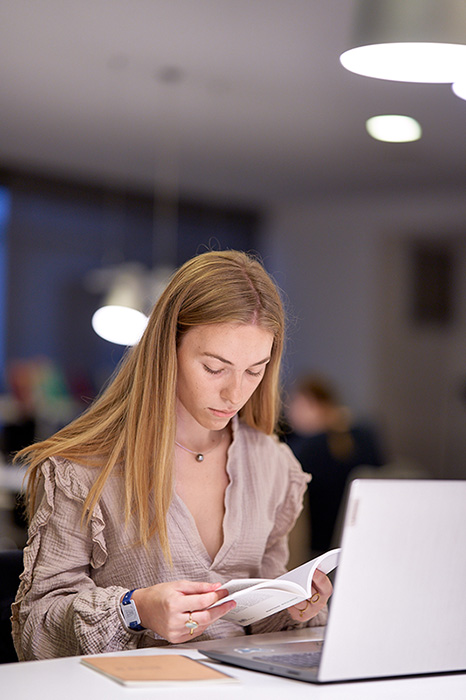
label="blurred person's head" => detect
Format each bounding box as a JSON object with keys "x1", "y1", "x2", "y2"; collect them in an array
[{"x1": 286, "y1": 374, "x2": 350, "y2": 436}]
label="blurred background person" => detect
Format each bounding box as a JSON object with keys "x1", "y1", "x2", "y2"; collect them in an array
[{"x1": 284, "y1": 374, "x2": 385, "y2": 557}]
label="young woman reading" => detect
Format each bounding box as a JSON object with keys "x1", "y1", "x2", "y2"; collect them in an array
[{"x1": 12, "y1": 250, "x2": 332, "y2": 660}]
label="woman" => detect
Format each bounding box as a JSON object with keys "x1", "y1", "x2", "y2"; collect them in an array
[{"x1": 12, "y1": 250, "x2": 332, "y2": 660}]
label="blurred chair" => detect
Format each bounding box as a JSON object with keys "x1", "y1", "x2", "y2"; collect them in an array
[{"x1": 0, "y1": 548, "x2": 23, "y2": 663}]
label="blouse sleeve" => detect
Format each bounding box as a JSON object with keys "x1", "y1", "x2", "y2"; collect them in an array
[
  {"x1": 11, "y1": 458, "x2": 141, "y2": 660},
  {"x1": 249, "y1": 440, "x2": 328, "y2": 634}
]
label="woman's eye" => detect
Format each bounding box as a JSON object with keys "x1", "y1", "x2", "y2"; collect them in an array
[
  {"x1": 246, "y1": 369, "x2": 262, "y2": 378},
  {"x1": 203, "y1": 365, "x2": 222, "y2": 375}
]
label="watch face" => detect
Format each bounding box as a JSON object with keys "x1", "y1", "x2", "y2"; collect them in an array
[{"x1": 121, "y1": 597, "x2": 141, "y2": 628}]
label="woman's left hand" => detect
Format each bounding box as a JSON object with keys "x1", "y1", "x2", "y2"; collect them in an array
[{"x1": 287, "y1": 568, "x2": 333, "y2": 622}]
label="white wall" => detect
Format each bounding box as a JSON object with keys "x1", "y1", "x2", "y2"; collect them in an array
[{"x1": 262, "y1": 187, "x2": 466, "y2": 478}]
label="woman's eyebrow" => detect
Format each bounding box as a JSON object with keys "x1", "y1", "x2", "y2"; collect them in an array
[{"x1": 202, "y1": 352, "x2": 271, "y2": 366}]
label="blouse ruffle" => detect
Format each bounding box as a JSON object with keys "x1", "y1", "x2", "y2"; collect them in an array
[{"x1": 12, "y1": 457, "x2": 138, "y2": 659}]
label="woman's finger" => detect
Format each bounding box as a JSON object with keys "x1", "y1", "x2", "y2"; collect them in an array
[
  {"x1": 174, "y1": 580, "x2": 224, "y2": 595},
  {"x1": 286, "y1": 571, "x2": 333, "y2": 622},
  {"x1": 312, "y1": 569, "x2": 333, "y2": 599},
  {"x1": 178, "y1": 588, "x2": 230, "y2": 614},
  {"x1": 179, "y1": 599, "x2": 237, "y2": 640}
]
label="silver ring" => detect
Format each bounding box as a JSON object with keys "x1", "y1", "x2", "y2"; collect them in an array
[{"x1": 185, "y1": 612, "x2": 199, "y2": 635}]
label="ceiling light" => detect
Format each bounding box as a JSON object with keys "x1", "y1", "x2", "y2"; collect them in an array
[
  {"x1": 451, "y1": 81, "x2": 466, "y2": 100},
  {"x1": 340, "y1": 0, "x2": 466, "y2": 83},
  {"x1": 89, "y1": 263, "x2": 148, "y2": 346},
  {"x1": 91, "y1": 306, "x2": 148, "y2": 346},
  {"x1": 366, "y1": 115, "x2": 422, "y2": 143},
  {"x1": 86, "y1": 262, "x2": 175, "y2": 346}
]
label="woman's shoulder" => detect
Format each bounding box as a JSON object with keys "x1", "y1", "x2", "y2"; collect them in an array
[
  {"x1": 235, "y1": 419, "x2": 282, "y2": 452},
  {"x1": 235, "y1": 420, "x2": 307, "y2": 479},
  {"x1": 37, "y1": 455, "x2": 121, "y2": 506},
  {"x1": 233, "y1": 422, "x2": 310, "y2": 522},
  {"x1": 39, "y1": 455, "x2": 98, "y2": 497}
]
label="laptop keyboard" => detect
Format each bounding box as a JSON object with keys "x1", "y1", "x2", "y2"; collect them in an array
[{"x1": 256, "y1": 651, "x2": 322, "y2": 668}]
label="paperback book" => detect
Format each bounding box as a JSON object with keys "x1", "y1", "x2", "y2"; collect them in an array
[
  {"x1": 212, "y1": 548, "x2": 340, "y2": 626},
  {"x1": 81, "y1": 654, "x2": 237, "y2": 686}
]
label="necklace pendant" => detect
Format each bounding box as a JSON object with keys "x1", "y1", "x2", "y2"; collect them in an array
[{"x1": 175, "y1": 434, "x2": 225, "y2": 462}]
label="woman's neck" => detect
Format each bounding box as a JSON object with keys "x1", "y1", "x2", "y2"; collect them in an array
[
  {"x1": 175, "y1": 406, "x2": 230, "y2": 453},
  {"x1": 175, "y1": 427, "x2": 227, "y2": 454}
]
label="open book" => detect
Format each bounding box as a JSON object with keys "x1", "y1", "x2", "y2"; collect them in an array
[{"x1": 211, "y1": 548, "x2": 340, "y2": 626}]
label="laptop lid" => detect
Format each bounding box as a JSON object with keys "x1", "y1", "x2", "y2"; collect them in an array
[{"x1": 200, "y1": 479, "x2": 466, "y2": 683}]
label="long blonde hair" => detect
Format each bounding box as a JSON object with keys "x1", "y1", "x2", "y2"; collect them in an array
[{"x1": 17, "y1": 250, "x2": 285, "y2": 558}]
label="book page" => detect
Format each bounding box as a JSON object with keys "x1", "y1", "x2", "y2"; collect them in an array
[
  {"x1": 221, "y1": 588, "x2": 306, "y2": 625},
  {"x1": 277, "y1": 548, "x2": 341, "y2": 591},
  {"x1": 210, "y1": 547, "x2": 341, "y2": 625},
  {"x1": 211, "y1": 578, "x2": 305, "y2": 608},
  {"x1": 215, "y1": 578, "x2": 269, "y2": 595}
]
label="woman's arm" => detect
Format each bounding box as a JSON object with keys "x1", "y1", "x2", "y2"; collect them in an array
[
  {"x1": 12, "y1": 460, "x2": 139, "y2": 659},
  {"x1": 12, "y1": 458, "x2": 236, "y2": 660}
]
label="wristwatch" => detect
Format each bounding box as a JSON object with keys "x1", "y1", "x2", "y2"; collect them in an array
[{"x1": 120, "y1": 589, "x2": 145, "y2": 632}]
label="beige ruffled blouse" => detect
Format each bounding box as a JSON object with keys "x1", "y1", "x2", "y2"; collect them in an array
[{"x1": 12, "y1": 417, "x2": 325, "y2": 660}]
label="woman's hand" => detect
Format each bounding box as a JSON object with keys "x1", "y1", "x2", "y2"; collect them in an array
[
  {"x1": 130, "y1": 581, "x2": 236, "y2": 643},
  {"x1": 287, "y1": 569, "x2": 333, "y2": 623}
]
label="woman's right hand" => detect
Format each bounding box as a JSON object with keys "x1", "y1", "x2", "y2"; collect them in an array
[{"x1": 130, "y1": 580, "x2": 236, "y2": 643}]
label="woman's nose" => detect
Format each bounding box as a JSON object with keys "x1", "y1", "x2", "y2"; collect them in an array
[{"x1": 221, "y1": 374, "x2": 243, "y2": 406}]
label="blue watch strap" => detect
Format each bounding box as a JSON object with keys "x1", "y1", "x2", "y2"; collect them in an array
[{"x1": 120, "y1": 589, "x2": 145, "y2": 631}]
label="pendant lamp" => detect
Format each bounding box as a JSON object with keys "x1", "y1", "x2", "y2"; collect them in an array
[
  {"x1": 340, "y1": 0, "x2": 466, "y2": 83},
  {"x1": 90, "y1": 263, "x2": 148, "y2": 346},
  {"x1": 452, "y1": 80, "x2": 466, "y2": 100}
]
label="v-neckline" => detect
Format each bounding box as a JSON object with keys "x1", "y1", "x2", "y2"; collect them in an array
[{"x1": 172, "y1": 417, "x2": 240, "y2": 569}]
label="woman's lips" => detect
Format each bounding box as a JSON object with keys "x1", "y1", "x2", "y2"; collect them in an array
[{"x1": 209, "y1": 408, "x2": 237, "y2": 418}]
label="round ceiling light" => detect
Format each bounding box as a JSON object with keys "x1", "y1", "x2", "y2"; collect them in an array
[
  {"x1": 341, "y1": 43, "x2": 466, "y2": 83},
  {"x1": 340, "y1": 0, "x2": 466, "y2": 83},
  {"x1": 91, "y1": 306, "x2": 148, "y2": 346},
  {"x1": 366, "y1": 115, "x2": 422, "y2": 143},
  {"x1": 452, "y1": 81, "x2": 466, "y2": 100}
]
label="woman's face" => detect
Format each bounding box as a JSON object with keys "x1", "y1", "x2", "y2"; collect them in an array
[{"x1": 176, "y1": 322, "x2": 274, "y2": 431}]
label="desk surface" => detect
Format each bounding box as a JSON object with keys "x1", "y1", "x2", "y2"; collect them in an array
[{"x1": 2, "y1": 629, "x2": 466, "y2": 700}]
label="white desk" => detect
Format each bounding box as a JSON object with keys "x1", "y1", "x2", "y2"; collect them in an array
[{"x1": 2, "y1": 629, "x2": 466, "y2": 700}]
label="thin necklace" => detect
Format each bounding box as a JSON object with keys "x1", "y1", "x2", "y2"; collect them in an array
[{"x1": 175, "y1": 431, "x2": 225, "y2": 462}]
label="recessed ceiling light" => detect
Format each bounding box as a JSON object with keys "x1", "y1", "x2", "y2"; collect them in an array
[{"x1": 366, "y1": 115, "x2": 422, "y2": 143}]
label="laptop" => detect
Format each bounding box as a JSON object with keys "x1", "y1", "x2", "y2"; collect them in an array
[{"x1": 200, "y1": 479, "x2": 466, "y2": 683}]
